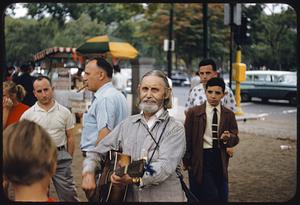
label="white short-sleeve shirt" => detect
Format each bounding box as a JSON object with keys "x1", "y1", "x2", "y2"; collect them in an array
[{"x1": 20, "y1": 100, "x2": 74, "y2": 147}]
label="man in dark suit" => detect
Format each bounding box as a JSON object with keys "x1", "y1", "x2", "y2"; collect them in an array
[
  {"x1": 183, "y1": 77, "x2": 239, "y2": 202},
  {"x1": 13, "y1": 63, "x2": 37, "y2": 106}
]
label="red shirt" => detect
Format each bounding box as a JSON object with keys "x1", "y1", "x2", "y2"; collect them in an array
[
  {"x1": 5, "y1": 102, "x2": 29, "y2": 127},
  {"x1": 47, "y1": 197, "x2": 56, "y2": 202}
]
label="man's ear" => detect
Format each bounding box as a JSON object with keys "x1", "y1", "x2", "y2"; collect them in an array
[
  {"x1": 164, "y1": 88, "x2": 171, "y2": 99},
  {"x1": 213, "y1": 71, "x2": 218, "y2": 77}
]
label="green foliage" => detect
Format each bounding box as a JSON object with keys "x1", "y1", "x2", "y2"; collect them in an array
[
  {"x1": 242, "y1": 4, "x2": 296, "y2": 70},
  {"x1": 5, "y1": 3, "x2": 297, "y2": 71},
  {"x1": 52, "y1": 14, "x2": 108, "y2": 48},
  {"x1": 5, "y1": 14, "x2": 108, "y2": 65},
  {"x1": 5, "y1": 16, "x2": 57, "y2": 65}
]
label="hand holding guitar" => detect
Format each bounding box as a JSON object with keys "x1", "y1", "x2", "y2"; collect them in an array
[
  {"x1": 82, "y1": 172, "x2": 96, "y2": 198},
  {"x1": 111, "y1": 173, "x2": 133, "y2": 186}
]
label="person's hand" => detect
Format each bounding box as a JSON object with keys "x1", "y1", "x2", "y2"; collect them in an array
[
  {"x1": 110, "y1": 173, "x2": 132, "y2": 187},
  {"x1": 82, "y1": 172, "x2": 96, "y2": 198},
  {"x1": 220, "y1": 130, "x2": 231, "y2": 143},
  {"x1": 183, "y1": 164, "x2": 191, "y2": 171},
  {"x1": 226, "y1": 147, "x2": 234, "y2": 158},
  {"x1": 3, "y1": 97, "x2": 13, "y2": 110}
]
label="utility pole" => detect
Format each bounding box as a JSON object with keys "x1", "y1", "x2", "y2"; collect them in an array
[
  {"x1": 203, "y1": 3, "x2": 209, "y2": 58},
  {"x1": 229, "y1": 3, "x2": 234, "y2": 89},
  {"x1": 167, "y1": 3, "x2": 174, "y2": 78}
]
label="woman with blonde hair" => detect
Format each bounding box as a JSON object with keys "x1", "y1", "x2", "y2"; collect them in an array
[
  {"x1": 3, "y1": 120, "x2": 57, "y2": 202},
  {"x1": 2, "y1": 81, "x2": 29, "y2": 128}
]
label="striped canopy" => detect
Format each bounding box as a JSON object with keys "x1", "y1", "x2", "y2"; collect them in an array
[{"x1": 76, "y1": 35, "x2": 138, "y2": 59}]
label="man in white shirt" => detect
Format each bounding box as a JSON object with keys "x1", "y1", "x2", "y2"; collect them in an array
[
  {"x1": 112, "y1": 64, "x2": 128, "y2": 97},
  {"x1": 20, "y1": 76, "x2": 79, "y2": 202}
]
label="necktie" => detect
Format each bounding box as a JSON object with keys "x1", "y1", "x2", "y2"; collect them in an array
[{"x1": 212, "y1": 108, "x2": 219, "y2": 148}]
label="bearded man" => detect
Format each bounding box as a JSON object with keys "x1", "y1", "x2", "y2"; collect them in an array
[{"x1": 81, "y1": 70, "x2": 187, "y2": 202}]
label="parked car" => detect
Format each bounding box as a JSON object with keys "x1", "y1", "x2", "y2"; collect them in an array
[
  {"x1": 171, "y1": 71, "x2": 191, "y2": 86},
  {"x1": 232, "y1": 70, "x2": 297, "y2": 105}
]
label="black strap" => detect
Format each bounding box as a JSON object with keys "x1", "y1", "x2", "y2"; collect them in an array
[
  {"x1": 142, "y1": 122, "x2": 159, "y2": 147},
  {"x1": 176, "y1": 169, "x2": 199, "y2": 202},
  {"x1": 144, "y1": 117, "x2": 170, "y2": 165}
]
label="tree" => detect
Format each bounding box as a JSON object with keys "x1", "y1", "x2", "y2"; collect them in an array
[
  {"x1": 242, "y1": 4, "x2": 296, "y2": 70},
  {"x1": 4, "y1": 14, "x2": 108, "y2": 65},
  {"x1": 5, "y1": 16, "x2": 57, "y2": 65},
  {"x1": 51, "y1": 14, "x2": 108, "y2": 48}
]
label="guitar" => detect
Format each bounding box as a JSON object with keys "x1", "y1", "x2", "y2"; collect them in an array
[{"x1": 97, "y1": 150, "x2": 145, "y2": 202}]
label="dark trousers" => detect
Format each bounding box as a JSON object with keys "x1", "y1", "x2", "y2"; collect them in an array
[{"x1": 189, "y1": 148, "x2": 227, "y2": 202}]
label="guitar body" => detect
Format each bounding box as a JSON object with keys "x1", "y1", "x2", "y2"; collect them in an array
[{"x1": 98, "y1": 151, "x2": 131, "y2": 202}]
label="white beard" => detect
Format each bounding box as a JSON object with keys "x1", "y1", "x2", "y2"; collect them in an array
[{"x1": 139, "y1": 101, "x2": 160, "y2": 114}]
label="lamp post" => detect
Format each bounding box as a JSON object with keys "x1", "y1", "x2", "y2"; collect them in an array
[
  {"x1": 203, "y1": 3, "x2": 209, "y2": 58},
  {"x1": 167, "y1": 3, "x2": 174, "y2": 78}
]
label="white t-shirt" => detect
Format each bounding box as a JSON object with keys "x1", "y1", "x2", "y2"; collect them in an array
[
  {"x1": 20, "y1": 100, "x2": 74, "y2": 147},
  {"x1": 112, "y1": 72, "x2": 127, "y2": 91}
]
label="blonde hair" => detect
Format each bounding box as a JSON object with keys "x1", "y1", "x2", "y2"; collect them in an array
[
  {"x1": 138, "y1": 70, "x2": 173, "y2": 109},
  {"x1": 3, "y1": 120, "x2": 57, "y2": 186},
  {"x1": 3, "y1": 81, "x2": 27, "y2": 101}
]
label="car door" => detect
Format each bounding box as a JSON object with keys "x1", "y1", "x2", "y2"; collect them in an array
[{"x1": 251, "y1": 74, "x2": 268, "y2": 98}]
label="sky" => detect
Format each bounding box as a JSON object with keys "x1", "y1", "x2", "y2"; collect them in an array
[{"x1": 8, "y1": 3, "x2": 290, "y2": 18}]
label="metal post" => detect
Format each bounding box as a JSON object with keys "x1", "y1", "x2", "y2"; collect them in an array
[
  {"x1": 229, "y1": 3, "x2": 234, "y2": 89},
  {"x1": 131, "y1": 58, "x2": 140, "y2": 115},
  {"x1": 234, "y1": 46, "x2": 244, "y2": 115},
  {"x1": 203, "y1": 3, "x2": 208, "y2": 58},
  {"x1": 167, "y1": 3, "x2": 174, "y2": 78}
]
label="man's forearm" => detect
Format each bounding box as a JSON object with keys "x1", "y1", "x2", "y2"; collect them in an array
[
  {"x1": 96, "y1": 127, "x2": 110, "y2": 145},
  {"x1": 66, "y1": 129, "x2": 75, "y2": 157},
  {"x1": 67, "y1": 138, "x2": 75, "y2": 157}
]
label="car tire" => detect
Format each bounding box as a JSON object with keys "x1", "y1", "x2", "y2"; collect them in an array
[
  {"x1": 261, "y1": 97, "x2": 268, "y2": 103},
  {"x1": 288, "y1": 95, "x2": 297, "y2": 105},
  {"x1": 241, "y1": 93, "x2": 251, "y2": 102}
]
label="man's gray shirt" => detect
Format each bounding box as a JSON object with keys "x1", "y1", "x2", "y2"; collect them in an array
[{"x1": 82, "y1": 110, "x2": 186, "y2": 202}]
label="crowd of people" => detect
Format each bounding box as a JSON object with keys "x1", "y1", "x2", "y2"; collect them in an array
[{"x1": 3, "y1": 57, "x2": 239, "y2": 202}]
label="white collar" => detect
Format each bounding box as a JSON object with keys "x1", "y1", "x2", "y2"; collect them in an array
[
  {"x1": 34, "y1": 100, "x2": 58, "y2": 112},
  {"x1": 206, "y1": 101, "x2": 221, "y2": 113},
  {"x1": 141, "y1": 107, "x2": 164, "y2": 119}
]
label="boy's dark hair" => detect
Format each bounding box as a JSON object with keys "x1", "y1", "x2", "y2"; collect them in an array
[
  {"x1": 198, "y1": 58, "x2": 217, "y2": 71},
  {"x1": 206, "y1": 77, "x2": 225, "y2": 93},
  {"x1": 92, "y1": 57, "x2": 113, "y2": 78}
]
